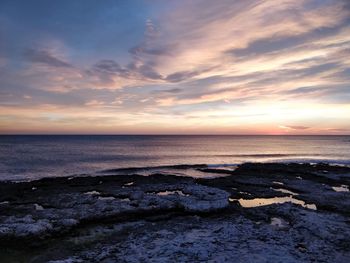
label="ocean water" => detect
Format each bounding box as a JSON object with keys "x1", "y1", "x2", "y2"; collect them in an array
[{"x1": 0, "y1": 135, "x2": 349, "y2": 181}]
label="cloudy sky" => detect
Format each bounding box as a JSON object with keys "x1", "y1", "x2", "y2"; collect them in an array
[{"x1": 0, "y1": 0, "x2": 349, "y2": 134}]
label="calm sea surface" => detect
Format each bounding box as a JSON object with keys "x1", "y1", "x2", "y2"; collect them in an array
[{"x1": 0, "y1": 135, "x2": 349, "y2": 181}]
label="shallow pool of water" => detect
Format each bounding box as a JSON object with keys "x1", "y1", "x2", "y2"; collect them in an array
[
  {"x1": 332, "y1": 185, "x2": 349, "y2": 192},
  {"x1": 230, "y1": 196, "x2": 317, "y2": 210}
]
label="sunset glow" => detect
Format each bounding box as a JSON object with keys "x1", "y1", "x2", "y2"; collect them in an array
[{"x1": 1, "y1": 0, "x2": 349, "y2": 134}]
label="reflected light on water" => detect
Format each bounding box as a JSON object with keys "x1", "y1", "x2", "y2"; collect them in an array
[
  {"x1": 230, "y1": 196, "x2": 317, "y2": 210},
  {"x1": 332, "y1": 185, "x2": 349, "y2": 192}
]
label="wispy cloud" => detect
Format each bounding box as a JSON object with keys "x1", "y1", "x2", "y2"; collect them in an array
[
  {"x1": 279, "y1": 125, "x2": 310, "y2": 130},
  {"x1": 0, "y1": 0, "x2": 349, "y2": 133},
  {"x1": 23, "y1": 48, "x2": 73, "y2": 68}
]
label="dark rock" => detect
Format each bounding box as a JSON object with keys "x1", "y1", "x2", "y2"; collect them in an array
[{"x1": 0, "y1": 162, "x2": 349, "y2": 262}]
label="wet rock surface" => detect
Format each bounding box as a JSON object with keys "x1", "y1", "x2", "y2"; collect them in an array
[{"x1": 0, "y1": 163, "x2": 350, "y2": 262}]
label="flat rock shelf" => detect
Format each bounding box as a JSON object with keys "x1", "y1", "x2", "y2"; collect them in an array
[{"x1": 0, "y1": 163, "x2": 350, "y2": 262}]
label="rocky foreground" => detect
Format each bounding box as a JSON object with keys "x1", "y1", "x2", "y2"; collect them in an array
[{"x1": 0, "y1": 163, "x2": 350, "y2": 262}]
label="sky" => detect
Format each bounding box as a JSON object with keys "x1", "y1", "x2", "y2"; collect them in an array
[{"x1": 0, "y1": 0, "x2": 349, "y2": 135}]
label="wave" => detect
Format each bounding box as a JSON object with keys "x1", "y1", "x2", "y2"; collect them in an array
[
  {"x1": 6, "y1": 159, "x2": 350, "y2": 182},
  {"x1": 99, "y1": 164, "x2": 208, "y2": 174},
  {"x1": 214, "y1": 153, "x2": 328, "y2": 158},
  {"x1": 268, "y1": 158, "x2": 350, "y2": 166},
  {"x1": 96, "y1": 159, "x2": 350, "y2": 175}
]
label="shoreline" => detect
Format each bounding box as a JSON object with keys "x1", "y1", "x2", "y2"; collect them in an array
[
  {"x1": 2, "y1": 160, "x2": 350, "y2": 183},
  {"x1": 1, "y1": 162, "x2": 350, "y2": 262}
]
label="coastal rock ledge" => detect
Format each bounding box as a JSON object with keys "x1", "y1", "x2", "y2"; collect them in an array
[
  {"x1": 0, "y1": 162, "x2": 350, "y2": 262},
  {"x1": 0, "y1": 183, "x2": 229, "y2": 242}
]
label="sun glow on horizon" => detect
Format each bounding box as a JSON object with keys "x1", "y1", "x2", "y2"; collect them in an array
[{"x1": 0, "y1": 0, "x2": 349, "y2": 134}]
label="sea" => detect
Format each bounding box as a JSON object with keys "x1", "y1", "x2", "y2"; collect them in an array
[{"x1": 0, "y1": 135, "x2": 349, "y2": 181}]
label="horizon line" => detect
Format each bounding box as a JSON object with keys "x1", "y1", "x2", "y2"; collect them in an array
[{"x1": 0, "y1": 134, "x2": 349, "y2": 136}]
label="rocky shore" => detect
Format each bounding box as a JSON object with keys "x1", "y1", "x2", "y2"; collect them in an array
[{"x1": 0, "y1": 163, "x2": 349, "y2": 262}]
